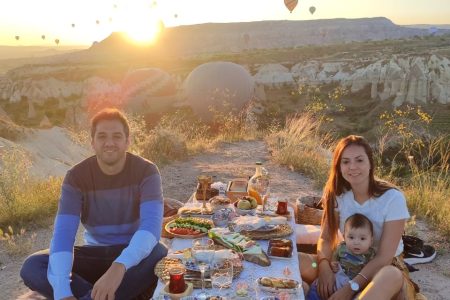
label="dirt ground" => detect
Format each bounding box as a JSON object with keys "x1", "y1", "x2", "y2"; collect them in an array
[{"x1": 1, "y1": 140, "x2": 449, "y2": 299}]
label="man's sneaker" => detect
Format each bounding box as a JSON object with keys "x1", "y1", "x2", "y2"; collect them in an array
[{"x1": 404, "y1": 244, "x2": 437, "y2": 265}]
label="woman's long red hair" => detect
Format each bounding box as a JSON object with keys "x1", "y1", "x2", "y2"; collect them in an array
[{"x1": 322, "y1": 135, "x2": 395, "y2": 247}]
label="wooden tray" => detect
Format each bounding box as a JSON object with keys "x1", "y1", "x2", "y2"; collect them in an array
[
  {"x1": 154, "y1": 247, "x2": 243, "y2": 289},
  {"x1": 239, "y1": 224, "x2": 293, "y2": 240}
]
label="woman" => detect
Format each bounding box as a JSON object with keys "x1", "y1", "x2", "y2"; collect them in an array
[{"x1": 300, "y1": 135, "x2": 420, "y2": 299}]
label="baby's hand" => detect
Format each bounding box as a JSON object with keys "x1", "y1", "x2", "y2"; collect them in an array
[{"x1": 330, "y1": 261, "x2": 339, "y2": 273}]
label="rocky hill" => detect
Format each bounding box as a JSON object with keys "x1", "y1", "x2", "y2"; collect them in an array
[{"x1": 1, "y1": 17, "x2": 450, "y2": 128}]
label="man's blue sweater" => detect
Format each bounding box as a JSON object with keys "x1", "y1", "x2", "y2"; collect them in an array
[{"x1": 48, "y1": 153, "x2": 163, "y2": 299}]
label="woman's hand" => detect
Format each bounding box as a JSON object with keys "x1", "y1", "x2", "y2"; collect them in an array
[
  {"x1": 328, "y1": 284, "x2": 354, "y2": 300},
  {"x1": 317, "y1": 262, "x2": 336, "y2": 299}
]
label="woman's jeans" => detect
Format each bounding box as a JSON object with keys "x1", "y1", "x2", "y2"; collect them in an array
[{"x1": 20, "y1": 242, "x2": 168, "y2": 300}]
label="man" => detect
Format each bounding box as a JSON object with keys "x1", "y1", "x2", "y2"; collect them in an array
[{"x1": 20, "y1": 108, "x2": 167, "y2": 300}]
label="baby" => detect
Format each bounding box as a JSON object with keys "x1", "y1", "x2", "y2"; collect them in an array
[{"x1": 307, "y1": 213, "x2": 376, "y2": 299}]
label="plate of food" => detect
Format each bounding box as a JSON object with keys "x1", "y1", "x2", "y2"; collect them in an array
[
  {"x1": 209, "y1": 195, "x2": 232, "y2": 211},
  {"x1": 178, "y1": 206, "x2": 214, "y2": 217},
  {"x1": 165, "y1": 217, "x2": 214, "y2": 238},
  {"x1": 267, "y1": 239, "x2": 293, "y2": 259},
  {"x1": 208, "y1": 227, "x2": 271, "y2": 266},
  {"x1": 256, "y1": 277, "x2": 300, "y2": 294}
]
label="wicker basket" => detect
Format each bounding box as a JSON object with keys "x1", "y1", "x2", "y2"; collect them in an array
[{"x1": 295, "y1": 195, "x2": 323, "y2": 225}]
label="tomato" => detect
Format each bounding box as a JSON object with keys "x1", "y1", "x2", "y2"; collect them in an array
[{"x1": 170, "y1": 226, "x2": 201, "y2": 236}]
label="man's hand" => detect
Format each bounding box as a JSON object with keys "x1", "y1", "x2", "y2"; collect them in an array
[{"x1": 91, "y1": 262, "x2": 126, "y2": 300}]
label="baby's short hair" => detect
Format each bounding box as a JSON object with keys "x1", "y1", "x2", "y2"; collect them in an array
[{"x1": 344, "y1": 213, "x2": 373, "y2": 236}]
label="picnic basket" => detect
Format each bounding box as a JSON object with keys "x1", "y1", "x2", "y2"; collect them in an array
[{"x1": 295, "y1": 195, "x2": 323, "y2": 225}]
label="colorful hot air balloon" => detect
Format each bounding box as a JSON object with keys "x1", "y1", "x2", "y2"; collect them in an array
[
  {"x1": 309, "y1": 6, "x2": 316, "y2": 15},
  {"x1": 55, "y1": 38, "x2": 60, "y2": 45},
  {"x1": 41, "y1": 35, "x2": 46, "y2": 40},
  {"x1": 15, "y1": 35, "x2": 20, "y2": 41},
  {"x1": 284, "y1": 0, "x2": 298, "y2": 13}
]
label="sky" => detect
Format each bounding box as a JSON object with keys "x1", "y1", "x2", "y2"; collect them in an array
[{"x1": 1, "y1": 0, "x2": 449, "y2": 46}]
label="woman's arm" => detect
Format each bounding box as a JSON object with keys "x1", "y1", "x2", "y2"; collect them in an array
[{"x1": 316, "y1": 213, "x2": 338, "y2": 299}]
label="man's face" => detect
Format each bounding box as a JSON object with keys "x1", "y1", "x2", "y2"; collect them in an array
[
  {"x1": 91, "y1": 119, "x2": 130, "y2": 167},
  {"x1": 344, "y1": 225, "x2": 373, "y2": 255}
]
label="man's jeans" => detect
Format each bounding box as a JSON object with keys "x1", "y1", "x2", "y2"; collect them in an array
[{"x1": 20, "y1": 242, "x2": 168, "y2": 300}]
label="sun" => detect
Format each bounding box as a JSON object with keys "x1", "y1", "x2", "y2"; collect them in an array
[
  {"x1": 124, "y1": 19, "x2": 162, "y2": 45},
  {"x1": 114, "y1": 4, "x2": 163, "y2": 45}
]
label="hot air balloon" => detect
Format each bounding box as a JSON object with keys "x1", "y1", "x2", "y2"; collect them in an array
[
  {"x1": 71, "y1": 23, "x2": 75, "y2": 28},
  {"x1": 41, "y1": 35, "x2": 46, "y2": 40},
  {"x1": 15, "y1": 35, "x2": 20, "y2": 41},
  {"x1": 309, "y1": 6, "x2": 316, "y2": 15},
  {"x1": 96, "y1": 20, "x2": 100, "y2": 25},
  {"x1": 55, "y1": 39, "x2": 60, "y2": 45},
  {"x1": 284, "y1": 0, "x2": 298, "y2": 13},
  {"x1": 174, "y1": 13, "x2": 178, "y2": 18}
]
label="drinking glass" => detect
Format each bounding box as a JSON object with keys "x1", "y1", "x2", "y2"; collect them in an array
[
  {"x1": 211, "y1": 259, "x2": 233, "y2": 296},
  {"x1": 191, "y1": 237, "x2": 215, "y2": 300},
  {"x1": 266, "y1": 195, "x2": 279, "y2": 212},
  {"x1": 168, "y1": 266, "x2": 186, "y2": 294}
]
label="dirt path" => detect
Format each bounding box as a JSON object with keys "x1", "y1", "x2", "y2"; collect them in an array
[{"x1": 1, "y1": 141, "x2": 448, "y2": 299}]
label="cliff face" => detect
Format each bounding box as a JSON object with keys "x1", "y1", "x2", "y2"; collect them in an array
[{"x1": 160, "y1": 17, "x2": 442, "y2": 55}]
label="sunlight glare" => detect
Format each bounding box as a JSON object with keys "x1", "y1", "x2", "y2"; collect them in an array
[{"x1": 114, "y1": 3, "x2": 162, "y2": 45}]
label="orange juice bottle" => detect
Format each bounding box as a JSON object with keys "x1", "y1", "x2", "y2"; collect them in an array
[
  {"x1": 247, "y1": 162, "x2": 269, "y2": 205},
  {"x1": 248, "y1": 186, "x2": 262, "y2": 205}
]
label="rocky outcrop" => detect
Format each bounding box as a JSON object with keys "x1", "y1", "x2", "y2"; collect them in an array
[
  {"x1": 345, "y1": 55, "x2": 450, "y2": 106},
  {"x1": 254, "y1": 64, "x2": 295, "y2": 87},
  {"x1": 289, "y1": 54, "x2": 450, "y2": 106}
]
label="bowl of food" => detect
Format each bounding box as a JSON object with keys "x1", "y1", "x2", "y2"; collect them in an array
[
  {"x1": 209, "y1": 195, "x2": 232, "y2": 211},
  {"x1": 234, "y1": 196, "x2": 258, "y2": 216}
]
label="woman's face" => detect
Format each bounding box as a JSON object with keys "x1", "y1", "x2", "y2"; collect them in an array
[{"x1": 340, "y1": 144, "x2": 371, "y2": 189}]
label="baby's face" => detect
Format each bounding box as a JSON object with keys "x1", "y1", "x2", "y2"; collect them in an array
[{"x1": 344, "y1": 226, "x2": 373, "y2": 255}]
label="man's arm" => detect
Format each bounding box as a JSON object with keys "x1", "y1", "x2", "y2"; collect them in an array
[
  {"x1": 114, "y1": 171, "x2": 164, "y2": 269},
  {"x1": 48, "y1": 180, "x2": 82, "y2": 299}
]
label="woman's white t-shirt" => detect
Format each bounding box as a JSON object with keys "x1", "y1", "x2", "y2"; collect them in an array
[{"x1": 336, "y1": 188, "x2": 410, "y2": 257}]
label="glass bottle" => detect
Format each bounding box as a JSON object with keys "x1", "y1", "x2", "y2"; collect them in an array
[{"x1": 247, "y1": 162, "x2": 269, "y2": 205}]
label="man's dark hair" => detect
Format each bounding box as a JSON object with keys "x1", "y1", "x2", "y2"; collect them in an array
[
  {"x1": 344, "y1": 213, "x2": 373, "y2": 236},
  {"x1": 90, "y1": 108, "x2": 130, "y2": 138}
]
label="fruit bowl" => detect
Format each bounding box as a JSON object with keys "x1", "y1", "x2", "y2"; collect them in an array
[{"x1": 234, "y1": 202, "x2": 256, "y2": 216}]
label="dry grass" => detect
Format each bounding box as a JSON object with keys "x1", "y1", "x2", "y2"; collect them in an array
[
  {"x1": 0, "y1": 226, "x2": 36, "y2": 256},
  {"x1": 403, "y1": 136, "x2": 450, "y2": 237},
  {"x1": 0, "y1": 147, "x2": 62, "y2": 228},
  {"x1": 267, "y1": 113, "x2": 334, "y2": 188}
]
